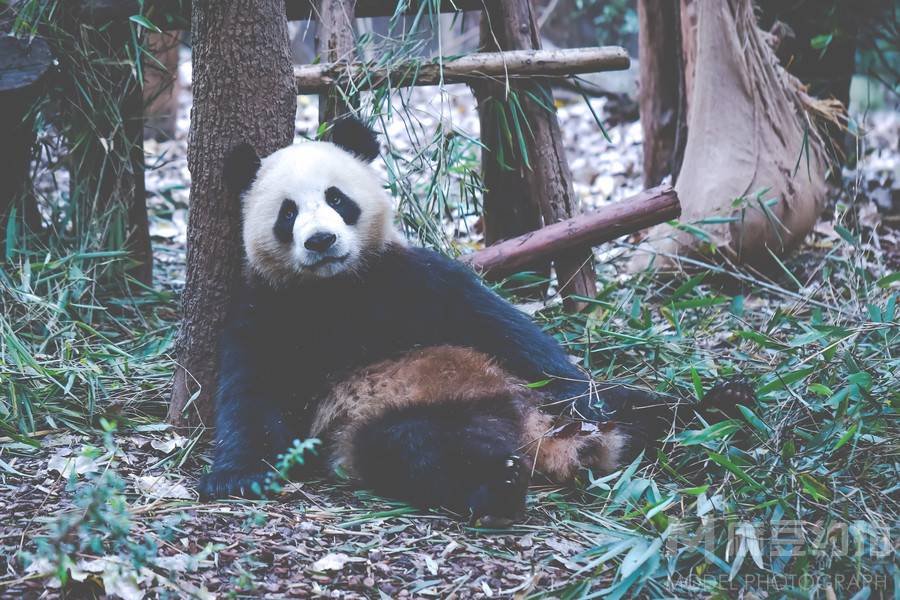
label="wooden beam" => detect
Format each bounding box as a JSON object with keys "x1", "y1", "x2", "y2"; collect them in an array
[
  {"x1": 76, "y1": 0, "x2": 495, "y2": 27},
  {"x1": 461, "y1": 186, "x2": 681, "y2": 277},
  {"x1": 295, "y1": 46, "x2": 630, "y2": 93}
]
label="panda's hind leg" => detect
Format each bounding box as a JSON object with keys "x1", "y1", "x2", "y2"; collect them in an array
[{"x1": 350, "y1": 397, "x2": 530, "y2": 525}]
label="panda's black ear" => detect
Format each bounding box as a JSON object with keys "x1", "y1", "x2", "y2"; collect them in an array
[
  {"x1": 328, "y1": 116, "x2": 379, "y2": 162},
  {"x1": 224, "y1": 143, "x2": 261, "y2": 197}
]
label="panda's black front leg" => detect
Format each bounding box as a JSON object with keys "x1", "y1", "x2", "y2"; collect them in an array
[
  {"x1": 198, "y1": 326, "x2": 294, "y2": 500},
  {"x1": 198, "y1": 397, "x2": 293, "y2": 500}
]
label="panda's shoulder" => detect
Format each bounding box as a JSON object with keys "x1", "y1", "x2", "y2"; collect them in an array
[{"x1": 375, "y1": 244, "x2": 475, "y2": 286}]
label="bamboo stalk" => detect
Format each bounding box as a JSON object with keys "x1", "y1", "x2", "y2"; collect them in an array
[
  {"x1": 295, "y1": 47, "x2": 630, "y2": 93},
  {"x1": 461, "y1": 186, "x2": 681, "y2": 276}
]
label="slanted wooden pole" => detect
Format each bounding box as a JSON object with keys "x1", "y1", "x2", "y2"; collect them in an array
[
  {"x1": 295, "y1": 46, "x2": 630, "y2": 93},
  {"x1": 472, "y1": 0, "x2": 597, "y2": 309},
  {"x1": 462, "y1": 186, "x2": 680, "y2": 277}
]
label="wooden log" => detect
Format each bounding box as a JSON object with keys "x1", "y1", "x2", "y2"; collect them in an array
[
  {"x1": 462, "y1": 186, "x2": 680, "y2": 277},
  {"x1": 472, "y1": 0, "x2": 597, "y2": 309},
  {"x1": 77, "y1": 0, "x2": 495, "y2": 28},
  {"x1": 295, "y1": 46, "x2": 630, "y2": 93}
]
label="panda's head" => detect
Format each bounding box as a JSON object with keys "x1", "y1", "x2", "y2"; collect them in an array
[{"x1": 225, "y1": 118, "x2": 399, "y2": 286}]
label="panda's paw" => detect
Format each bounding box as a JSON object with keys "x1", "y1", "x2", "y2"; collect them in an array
[
  {"x1": 702, "y1": 376, "x2": 756, "y2": 420},
  {"x1": 198, "y1": 469, "x2": 272, "y2": 501},
  {"x1": 467, "y1": 454, "x2": 530, "y2": 528}
]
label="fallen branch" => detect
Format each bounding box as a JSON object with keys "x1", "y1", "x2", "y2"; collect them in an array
[
  {"x1": 295, "y1": 47, "x2": 630, "y2": 93},
  {"x1": 461, "y1": 186, "x2": 680, "y2": 276}
]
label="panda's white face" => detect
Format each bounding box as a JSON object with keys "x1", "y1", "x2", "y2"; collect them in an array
[{"x1": 241, "y1": 142, "x2": 399, "y2": 286}]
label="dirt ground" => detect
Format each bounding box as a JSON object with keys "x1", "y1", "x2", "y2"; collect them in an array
[{"x1": 1, "y1": 430, "x2": 627, "y2": 598}]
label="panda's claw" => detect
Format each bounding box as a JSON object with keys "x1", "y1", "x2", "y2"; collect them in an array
[
  {"x1": 503, "y1": 454, "x2": 523, "y2": 486},
  {"x1": 466, "y1": 454, "x2": 530, "y2": 525},
  {"x1": 198, "y1": 469, "x2": 270, "y2": 501}
]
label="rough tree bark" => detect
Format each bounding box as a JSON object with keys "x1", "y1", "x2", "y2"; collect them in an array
[
  {"x1": 637, "y1": 0, "x2": 681, "y2": 188},
  {"x1": 169, "y1": 1, "x2": 297, "y2": 426},
  {"x1": 472, "y1": 0, "x2": 596, "y2": 307}
]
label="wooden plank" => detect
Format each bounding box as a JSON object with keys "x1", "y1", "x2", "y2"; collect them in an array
[
  {"x1": 461, "y1": 186, "x2": 681, "y2": 276},
  {"x1": 295, "y1": 46, "x2": 630, "y2": 93}
]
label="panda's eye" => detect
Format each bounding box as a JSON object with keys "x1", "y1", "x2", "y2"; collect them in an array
[
  {"x1": 279, "y1": 201, "x2": 297, "y2": 220},
  {"x1": 326, "y1": 189, "x2": 343, "y2": 207}
]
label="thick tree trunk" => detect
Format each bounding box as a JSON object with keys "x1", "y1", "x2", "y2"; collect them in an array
[
  {"x1": 472, "y1": 0, "x2": 596, "y2": 308},
  {"x1": 169, "y1": 0, "x2": 296, "y2": 426},
  {"x1": 637, "y1": 0, "x2": 681, "y2": 187},
  {"x1": 630, "y1": 0, "x2": 836, "y2": 273}
]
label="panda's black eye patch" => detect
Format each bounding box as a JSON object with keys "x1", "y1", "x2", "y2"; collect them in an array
[
  {"x1": 325, "y1": 186, "x2": 361, "y2": 226},
  {"x1": 274, "y1": 199, "x2": 298, "y2": 243}
]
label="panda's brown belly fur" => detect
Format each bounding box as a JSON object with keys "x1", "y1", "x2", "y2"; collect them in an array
[{"x1": 310, "y1": 345, "x2": 627, "y2": 483}]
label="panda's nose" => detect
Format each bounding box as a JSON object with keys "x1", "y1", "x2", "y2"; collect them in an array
[{"x1": 305, "y1": 232, "x2": 337, "y2": 252}]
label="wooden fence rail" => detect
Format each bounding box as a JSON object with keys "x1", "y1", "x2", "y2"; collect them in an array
[
  {"x1": 76, "y1": 0, "x2": 497, "y2": 27},
  {"x1": 295, "y1": 47, "x2": 630, "y2": 93}
]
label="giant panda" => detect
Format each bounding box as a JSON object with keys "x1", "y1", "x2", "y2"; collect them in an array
[{"x1": 198, "y1": 117, "x2": 754, "y2": 524}]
